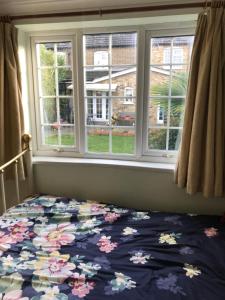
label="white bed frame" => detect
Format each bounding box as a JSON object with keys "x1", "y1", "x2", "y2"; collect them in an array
[{"x1": 0, "y1": 134, "x2": 32, "y2": 212}]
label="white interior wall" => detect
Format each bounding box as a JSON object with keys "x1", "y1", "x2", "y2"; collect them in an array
[{"x1": 34, "y1": 161, "x2": 225, "y2": 215}]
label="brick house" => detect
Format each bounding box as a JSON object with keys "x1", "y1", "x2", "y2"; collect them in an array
[
  {"x1": 83, "y1": 34, "x2": 192, "y2": 127},
  {"x1": 64, "y1": 34, "x2": 191, "y2": 127}
]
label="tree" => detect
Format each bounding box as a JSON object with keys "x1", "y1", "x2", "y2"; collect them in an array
[
  {"x1": 39, "y1": 44, "x2": 72, "y2": 124},
  {"x1": 149, "y1": 72, "x2": 188, "y2": 150}
]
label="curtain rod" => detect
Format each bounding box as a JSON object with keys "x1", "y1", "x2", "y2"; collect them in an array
[{"x1": 10, "y1": 2, "x2": 209, "y2": 21}]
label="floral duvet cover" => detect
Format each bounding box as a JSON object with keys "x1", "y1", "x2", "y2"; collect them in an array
[{"x1": 0, "y1": 195, "x2": 224, "y2": 300}]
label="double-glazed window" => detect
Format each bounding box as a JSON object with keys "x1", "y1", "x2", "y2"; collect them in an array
[
  {"x1": 147, "y1": 36, "x2": 194, "y2": 154},
  {"x1": 35, "y1": 41, "x2": 75, "y2": 148},
  {"x1": 83, "y1": 33, "x2": 137, "y2": 154},
  {"x1": 32, "y1": 29, "x2": 194, "y2": 162}
]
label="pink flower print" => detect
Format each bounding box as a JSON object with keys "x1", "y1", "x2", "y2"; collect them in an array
[
  {"x1": 0, "y1": 231, "x2": 15, "y2": 252},
  {"x1": 105, "y1": 212, "x2": 120, "y2": 223},
  {"x1": 1, "y1": 289, "x2": 28, "y2": 300},
  {"x1": 204, "y1": 227, "x2": 218, "y2": 238},
  {"x1": 71, "y1": 273, "x2": 95, "y2": 298},
  {"x1": 91, "y1": 204, "x2": 102, "y2": 212},
  {"x1": 33, "y1": 223, "x2": 75, "y2": 251},
  {"x1": 90, "y1": 203, "x2": 108, "y2": 216},
  {"x1": 9, "y1": 228, "x2": 27, "y2": 243},
  {"x1": 97, "y1": 236, "x2": 118, "y2": 253},
  {"x1": 9, "y1": 223, "x2": 27, "y2": 234},
  {"x1": 8, "y1": 222, "x2": 33, "y2": 243},
  {"x1": 34, "y1": 251, "x2": 75, "y2": 284}
]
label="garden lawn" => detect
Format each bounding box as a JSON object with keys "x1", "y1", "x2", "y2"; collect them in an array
[{"x1": 45, "y1": 134, "x2": 134, "y2": 154}]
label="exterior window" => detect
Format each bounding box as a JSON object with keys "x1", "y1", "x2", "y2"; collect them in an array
[
  {"x1": 124, "y1": 87, "x2": 134, "y2": 104},
  {"x1": 163, "y1": 47, "x2": 184, "y2": 65},
  {"x1": 84, "y1": 32, "x2": 137, "y2": 154},
  {"x1": 157, "y1": 105, "x2": 164, "y2": 125},
  {"x1": 94, "y1": 51, "x2": 109, "y2": 66},
  {"x1": 148, "y1": 36, "x2": 194, "y2": 153},
  {"x1": 35, "y1": 41, "x2": 75, "y2": 148},
  {"x1": 31, "y1": 29, "x2": 194, "y2": 163}
]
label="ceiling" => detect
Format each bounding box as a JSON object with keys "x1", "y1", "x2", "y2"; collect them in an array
[{"x1": 0, "y1": 0, "x2": 200, "y2": 16}]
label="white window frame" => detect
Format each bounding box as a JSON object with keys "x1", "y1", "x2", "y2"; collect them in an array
[
  {"x1": 27, "y1": 24, "x2": 195, "y2": 164},
  {"x1": 94, "y1": 51, "x2": 109, "y2": 66},
  {"x1": 164, "y1": 47, "x2": 184, "y2": 64},
  {"x1": 123, "y1": 87, "x2": 134, "y2": 104},
  {"x1": 142, "y1": 28, "x2": 195, "y2": 163},
  {"x1": 83, "y1": 29, "x2": 139, "y2": 156},
  {"x1": 157, "y1": 105, "x2": 165, "y2": 125},
  {"x1": 30, "y1": 35, "x2": 80, "y2": 154},
  {"x1": 163, "y1": 47, "x2": 184, "y2": 69},
  {"x1": 88, "y1": 91, "x2": 109, "y2": 122}
]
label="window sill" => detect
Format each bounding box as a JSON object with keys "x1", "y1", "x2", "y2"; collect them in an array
[{"x1": 32, "y1": 156, "x2": 175, "y2": 173}]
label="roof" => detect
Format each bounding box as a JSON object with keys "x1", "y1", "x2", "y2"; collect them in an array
[
  {"x1": 85, "y1": 68, "x2": 128, "y2": 82},
  {"x1": 85, "y1": 33, "x2": 137, "y2": 48},
  {"x1": 91, "y1": 66, "x2": 170, "y2": 83},
  {"x1": 67, "y1": 66, "x2": 170, "y2": 92},
  {"x1": 43, "y1": 36, "x2": 191, "y2": 51}
]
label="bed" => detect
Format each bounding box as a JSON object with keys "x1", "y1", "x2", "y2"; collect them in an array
[{"x1": 0, "y1": 135, "x2": 225, "y2": 299}]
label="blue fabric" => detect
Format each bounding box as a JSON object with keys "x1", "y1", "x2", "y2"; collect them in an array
[{"x1": 0, "y1": 195, "x2": 224, "y2": 299}]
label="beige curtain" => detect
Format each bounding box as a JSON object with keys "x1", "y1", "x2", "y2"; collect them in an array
[
  {"x1": 175, "y1": 1, "x2": 225, "y2": 198},
  {"x1": 0, "y1": 17, "x2": 24, "y2": 174}
]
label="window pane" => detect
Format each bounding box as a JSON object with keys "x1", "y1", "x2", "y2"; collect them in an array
[
  {"x1": 169, "y1": 129, "x2": 181, "y2": 150},
  {"x1": 149, "y1": 98, "x2": 168, "y2": 127},
  {"x1": 112, "y1": 129, "x2": 135, "y2": 154},
  {"x1": 148, "y1": 35, "x2": 194, "y2": 154},
  {"x1": 87, "y1": 128, "x2": 109, "y2": 153},
  {"x1": 111, "y1": 67, "x2": 137, "y2": 97},
  {"x1": 84, "y1": 67, "x2": 109, "y2": 93},
  {"x1": 112, "y1": 98, "x2": 136, "y2": 126},
  {"x1": 43, "y1": 125, "x2": 59, "y2": 146},
  {"x1": 148, "y1": 128, "x2": 167, "y2": 150},
  {"x1": 60, "y1": 98, "x2": 74, "y2": 124},
  {"x1": 36, "y1": 41, "x2": 76, "y2": 149},
  {"x1": 173, "y1": 36, "x2": 194, "y2": 65},
  {"x1": 57, "y1": 42, "x2": 72, "y2": 66},
  {"x1": 170, "y1": 99, "x2": 185, "y2": 127},
  {"x1": 61, "y1": 126, "x2": 75, "y2": 146},
  {"x1": 150, "y1": 66, "x2": 170, "y2": 96},
  {"x1": 42, "y1": 98, "x2": 57, "y2": 124},
  {"x1": 112, "y1": 33, "x2": 137, "y2": 65},
  {"x1": 84, "y1": 32, "x2": 137, "y2": 156},
  {"x1": 37, "y1": 43, "x2": 55, "y2": 67},
  {"x1": 58, "y1": 68, "x2": 73, "y2": 96},
  {"x1": 171, "y1": 69, "x2": 189, "y2": 96},
  {"x1": 40, "y1": 69, "x2": 56, "y2": 96},
  {"x1": 85, "y1": 34, "x2": 109, "y2": 66}
]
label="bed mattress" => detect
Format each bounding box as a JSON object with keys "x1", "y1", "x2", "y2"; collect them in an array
[{"x1": 0, "y1": 195, "x2": 224, "y2": 299}]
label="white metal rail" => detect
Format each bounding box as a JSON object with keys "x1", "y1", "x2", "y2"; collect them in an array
[{"x1": 0, "y1": 134, "x2": 32, "y2": 213}]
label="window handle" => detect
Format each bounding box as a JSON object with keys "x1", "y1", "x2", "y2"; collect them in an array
[
  {"x1": 53, "y1": 148, "x2": 64, "y2": 153},
  {"x1": 162, "y1": 153, "x2": 174, "y2": 158}
]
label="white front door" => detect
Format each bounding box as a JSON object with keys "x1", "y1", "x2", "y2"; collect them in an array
[{"x1": 90, "y1": 91, "x2": 109, "y2": 121}]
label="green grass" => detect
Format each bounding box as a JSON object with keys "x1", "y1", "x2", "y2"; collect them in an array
[
  {"x1": 45, "y1": 134, "x2": 134, "y2": 154},
  {"x1": 46, "y1": 134, "x2": 75, "y2": 146}
]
